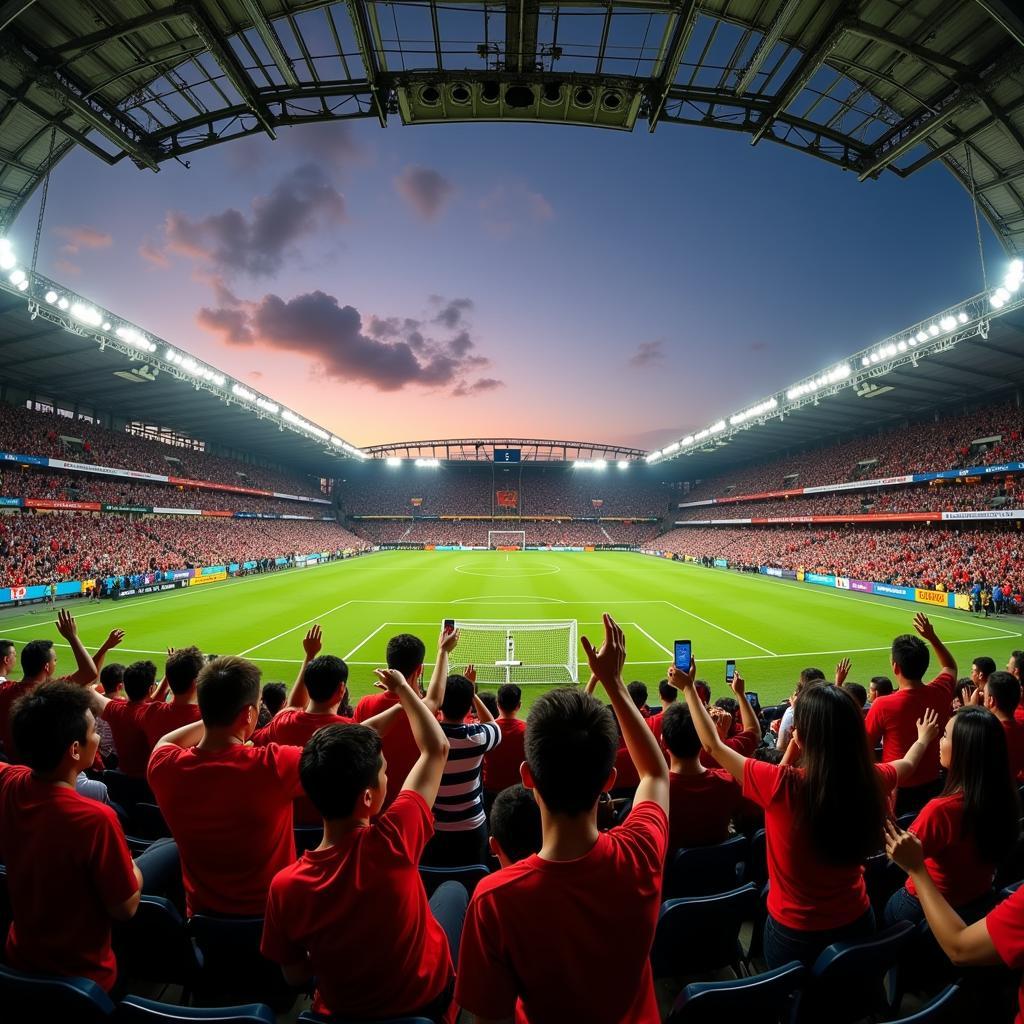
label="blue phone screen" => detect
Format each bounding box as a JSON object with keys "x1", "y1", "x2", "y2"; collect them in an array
[{"x1": 674, "y1": 641, "x2": 692, "y2": 672}]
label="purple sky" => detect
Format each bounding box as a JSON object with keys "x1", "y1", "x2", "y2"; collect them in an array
[{"x1": 6, "y1": 117, "x2": 1007, "y2": 451}]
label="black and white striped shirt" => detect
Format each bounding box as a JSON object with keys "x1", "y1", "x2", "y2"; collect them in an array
[{"x1": 434, "y1": 721, "x2": 502, "y2": 831}]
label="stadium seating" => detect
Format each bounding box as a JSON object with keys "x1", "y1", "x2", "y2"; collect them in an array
[
  {"x1": 417, "y1": 862, "x2": 491, "y2": 897},
  {"x1": 112, "y1": 897, "x2": 202, "y2": 992},
  {"x1": 0, "y1": 962, "x2": 115, "y2": 1022},
  {"x1": 665, "y1": 961, "x2": 806, "y2": 1024},
  {"x1": 664, "y1": 834, "x2": 749, "y2": 898},
  {"x1": 116, "y1": 997, "x2": 276, "y2": 1024},
  {"x1": 885, "y1": 984, "x2": 962, "y2": 1024}
]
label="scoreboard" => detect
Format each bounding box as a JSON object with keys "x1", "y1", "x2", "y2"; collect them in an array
[{"x1": 493, "y1": 448, "x2": 521, "y2": 463}]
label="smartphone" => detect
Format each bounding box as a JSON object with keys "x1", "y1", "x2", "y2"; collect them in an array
[
  {"x1": 725, "y1": 659, "x2": 736, "y2": 683},
  {"x1": 673, "y1": 640, "x2": 692, "y2": 672},
  {"x1": 443, "y1": 618, "x2": 455, "y2": 632},
  {"x1": 746, "y1": 691, "x2": 761, "y2": 713}
]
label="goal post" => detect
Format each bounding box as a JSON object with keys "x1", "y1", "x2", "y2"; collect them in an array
[
  {"x1": 443, "y1": 619, "x2": 579, "y2": 685},
  {"x1": 488, "y1": 530, "x2": 526, "y2": 550}
]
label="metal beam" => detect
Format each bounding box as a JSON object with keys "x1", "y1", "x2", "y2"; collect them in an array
[
  {"x1": 0, "y1": 0, "x2": 34, "y2": 32},
  {"x1": 647, "y1": 0, "x2": 700, "y2": 131},
  {"x1": 53, "y1": 7, "x2": 190, "y2": 57},
  {"x1": 844, "y1": 19, "x2": 967, "y2": 75},
  {"x1": 346, "y1": 0, "x2": 387, "y2": 127},
  {"x1": 237, "y1": 0, "x2": 300, "y2": 87},
  {"x1": 734, "y1": 0, "x2": 802, "y2": 95},
  {"x1": 974, "y1": 0, "x2": 1024, "y2": 48},
  {"x1": 504, "y1": 0, "x2": 539, "y2": 73}
]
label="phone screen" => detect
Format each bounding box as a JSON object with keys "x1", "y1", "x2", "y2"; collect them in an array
[
  {"x1": 673, "y1": 640, "x2": 692, "y2": 672},
  {"x1": 443, "y1": 619, "x2": 455, "y2": 632},
  {"x1": 725, "y1": 660, "x2": 736, "y2": 683}
]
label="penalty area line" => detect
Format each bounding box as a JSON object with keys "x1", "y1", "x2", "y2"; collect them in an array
[
  {"x1": 238, "y1": 600, "x2": 354, "y2": 657},
  {"x1": 660, "y1": 600, "x2": 777, "y2": 657}
]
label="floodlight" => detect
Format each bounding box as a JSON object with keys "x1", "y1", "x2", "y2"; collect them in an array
[
  {"x1": 897, "y1": 341, "x2": 907, "y2": 352},
  {"x1": 992, "y1": 294, "x2": 1006, "y2": 309},
  {"x1": 0, "y1": 241, "x2": 14, "y2": 271},
  {"x1": 386, "y1": 457, "x2": 402, "y2": 467},
  {"x1": 663, "y1": 441, "x2": 680, "y2": 454},
  {"x1": 957, "y1": 311, "x2": 968, "y2": 323},
  {"x1": 646, "y1": 450, "x2": 662, "y2": 463},
  {"x1": 8, "y1": 269, "x2": 25, "y2": 286},
  {"x1": 101, "y1": 322, "x2": 110, "y2": 331},
  {"x1": 593, "y1": 459, "x2": 607, "y2": 470},
  {"x1": 1011, "y1": 259, "x2": 1024, "y2": 277},
  {"x1": 57, "y1": 297, "x2": 69, "y2": 310},
  {"x1": 927, "y1": 324, "x2": 940, "y2": 336},
  {"x1": 916, "y1": 331, "x2": 927, "y2": 342},
  {"x1": 909, "y1": 338, "x2": 917, "y2": 347},
  {"x1": 861, "y1": 356, "x2": 869, "y2": 366},
  {"x1": 618, "y1": 460, "x2": 629, "y2": 469},
  {"x1": 414, "y1": 458, "x2": 440, "y2": 467},
  {"x1": 939, "y1": 316, "x2": 956, "y2": 331},
  {"x1": 16, "y1": 280, "x2": 27, "y2": 292},
  {"x1": 44, "y1": 290, "x2": 57, "y2": 304}
]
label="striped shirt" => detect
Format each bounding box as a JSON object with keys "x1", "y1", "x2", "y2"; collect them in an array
[{"x1": 435, "y1": 721, "x2": 502, "y2": 832}]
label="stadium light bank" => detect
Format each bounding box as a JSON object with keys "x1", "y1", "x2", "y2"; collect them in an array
[
  {"x1": 646, "y1": 262, "x2": 1024, "y2": 466},
  {"x1": 0, "y1": 240, "x2": 367, "y2": 461}
]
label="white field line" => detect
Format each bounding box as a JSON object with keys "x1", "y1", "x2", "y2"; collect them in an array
[
  {"x1": 343, "y1": 622, "x2": 390, "y2": 661},
  {"x1": 631, "y1": 623, "x2": 673, "y2": 656},
  {"x1": 238, "y1": 600, "x2": 353, "y2": 657},
  {"x1": 660, "y1": 600, "x2": 777, "y2": 656}
]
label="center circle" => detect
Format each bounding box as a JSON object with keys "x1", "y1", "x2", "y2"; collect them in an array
[{"x1": 454, "y1": 562, "x2": 562, "y2": 578}]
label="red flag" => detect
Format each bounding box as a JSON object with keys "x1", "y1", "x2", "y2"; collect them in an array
[{"x1": 496, "y1": 490, "x2": 518, "y2": 508}]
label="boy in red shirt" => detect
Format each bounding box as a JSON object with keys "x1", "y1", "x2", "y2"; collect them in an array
[
  {"x1": 984, "y1": 670, "x2": 1024, "y2": 779},
  {"x1": 261, "y1": 666, "x2": 463, "y2": 1023},
  {"x1": 483, "y1": 683, "x2": 527, "y2": 798},
  {"x1": 646, "y1": 678, "x2": 678, "y2": 747},
  {"x1": 98, "y1": 661, "x2": 160, "y2": 777},
  {"x1": 456, "y1": 615, "x2": 669, "y2": 1024},
  {"x1": 488, "y1": 784, "x2": 542, "y2": 867},
  {"x1": 0, "y1": 682, "x2": 140, "y2": 990},
  {"x1": 139, "y1": 646, "x2": 204, "y2": 749},
  {"x1": 865, "y1": 613, "x2": 957, "y2": 815},
  {"x1": 147, "y1": 656, "x2": 303, "y2": 916}
]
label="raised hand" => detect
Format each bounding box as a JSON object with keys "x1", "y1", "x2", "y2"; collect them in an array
[
  {"x1": 730, "y1": 669, "x2": 746, "y2": 697},
  {"x1": 885, "y1": 820, "x2": 925, "y2": 872},
  {"x1": 668, "y1": 660, "x2": 697, "y2": 692},
  {"x1": 55, "y1": 608, "x2": 77, "y2": 639},
  {"x1": 302, "y1": 625, "x2": 323, "y2": 660},
  {"x1": 439, "y1": 627, "x2": 461, "y2": 655},
  {"x1": 373, "y1": 667, "x2": 407, "y2": 693},
  {"x1": 835, "y1": 657, "x2": 851, "y2": 686},
  {"x1": 709, "y1": 705, "x2": 732, "y2": 739},
  {"x1": 103, "y1": 629, "x2": 126, "y2": 650},
  {"x1": 916, "y1": 707, "x2": 940, "y2": 745},
  {"x1": 465, "y1": 663, "x2": 477, "y2": 686},
  {"x1": 580, "y1": 614, "x2": 626, "y2": 687},
  {"x1": 913, "y1": 613, "x2": 937, "y2": 643}
]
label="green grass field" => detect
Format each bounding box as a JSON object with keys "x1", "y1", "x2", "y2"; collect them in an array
[{"x1": 1, "y1": 551, "x2": 1021, "y2": 707}]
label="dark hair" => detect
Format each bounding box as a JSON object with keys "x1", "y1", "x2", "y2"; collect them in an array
[
  {"x1": 891, "y1": 634, "x2": 930, "y2": 680},
  {"x1": 870, "y1": 676, "x2": 894, "y2": 697},
  {"x1": 0, "y1": 639, "x2": 14, "y2": 663},
  {"x1": 479, "y1": 691, "x2": 499, "y2": 717},
  {"x1": 794, "y1": 685, "x2": 887, "y2": 864},
  {"x1": 21, "y1": 639, "x2": 54, "y2": 678},
  {"x1": 799, "y1": 668, "x2": 826, "y2": 686},
  {"x1": 986, "y1": 671, "x2": 1021, "y2": 716},
  {"x1": 497, "y1": 683, "x2": 522, "y2": 713},
  {"x1": 304, "y1": 655, "x2": 349, "y2": 703},
  {"x1": 99, "y1": 663, "x2": 125, "y2": 694},
  {"x1": 695, "y1": 681, "x2": 711, "y2": 705},
  {"x1": 123, "y1": 661, "x2": 158, "y2": 701},
  {"x1": 489, "y1": 784, "x2": 542, "y2": 863},
  {"x1": 752, "y1": 744, "x2": 784, "y2": 765},
  {"x1": 441, "y1": 674, "x2": 475, "y2": 720},
  {"x1": 973, "y1": 656, "x2": 997, "y2": 679},
  {"x1": 386, "y1": 633, "x2": 426, "y2": 679},
  {"x1": 845, "y1": 683, "x2": 868, "y2": 709},
  {"x1": 165, "y1": 647, "x2": 205, "y2": 695},
  {"x1": 661, "y1": 702, "x2": 701, "y2": 759},
  {"x1": 1012, "y1": 651, "x2": 1024, "y2": 677},
  {"x1": 300, "y1": 723, "x2": 382, "y2": 819},
  {"x1": 261, "y1": 682, "x2": 287, "y2": 715},
  {"x1": 715, "y1": 697, "x2": 739, "y2": 718},
  {"x1": 957, "y1": 679, "x2": 976, "y2": 707},
  {"x1": 198, "y1": 656, "x2": 261, "y2": 727},
  {"x1": 525, "y1": 688, "x2": 617, "y2": 815},
  {"x1": 11, "y1": 681, "x2": 95, "y2": 773},
  {"x1": 627, "y1": 681, "x2": 648, "y2": 710},
  {"x1": 658, "y1": 679, "x2": 677, "y2": 703},
  {"x1": 943, "y1": 707, "x2": 1020, "y2": 863}
]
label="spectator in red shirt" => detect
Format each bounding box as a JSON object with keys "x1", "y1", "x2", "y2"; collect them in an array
[
  {"x1": 971, "y1": 656, "x2": 997, "y2": 699},
  {"x1": 96, "y1": 660, "x2": 160, "y2": 778},
  {"x1": 646, "y1": 678, "x2": 678, "y2": 746},
  {"x1": 260, "y1": 666, "x2": 462, "y2": 1022},
  {"x1": 885, "y1": 706, "x2": 1019, "y2": 927},
  {"x1": 1009, "y1": 651, "x2": 1024, "y2": 725},
  {"x1": 984, "y1": 671, "x2": 1024, "y2": 779},
  {"x1": 887, "y1": 824, "x2": 1024, "y2": 1024},
  {"x1": 868, "y1": 675, "x2": 894, "y2": 705},
  {"x1": 488, "y1": 784, "x2": 542, "y2": 867},
  {"x1": 95, "y1": 663, "x2": 125, "y2": 766},
  {"x1": 138, "y1": 646, "x2": 204, "y2": 750},
  {"x1": 865, "y1": 613, "x2": 958, "y2": 815},
  {"x1": 0, "y1": 682, "x2": 140, "y2": 989},
  {"x1": 483, "y1": 683, "x2": 527, "y2": 798},
  {"x1": 678, "y1": 659, "x2": 939, "y2": 968},
  {"x1": 700, "y1": 669, "x2": 761, "y2": 770},
  {"x1": 456, "y1": 615, "x2": 669, "y2": 1024},
  {"x1": 147, "y1": 656, "x2": 303, "y2": 917},
  {"x1": 0, "y1": 639, "x2": 16, "y2": 684},
  {"x1": 627, "y1": 680, "x2": 651, "y2": 717}
]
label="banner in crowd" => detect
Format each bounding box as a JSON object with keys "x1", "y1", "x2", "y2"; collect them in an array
[
  {"x1": 675, "y1": 508, "x2": 1024, "y2": 527},
  {"x1": 189, "y1": 570, "x2": 228, "y2": 586},
  {"x1": 496, "y1": 490, "x2": 518, "y2": 508}
]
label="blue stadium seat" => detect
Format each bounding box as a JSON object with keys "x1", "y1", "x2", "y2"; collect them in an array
[
  {"x1": 418, "y1": 863, "x2": 490, "y2": 897},
  {"x1": 0, "y1": 962, "x2": 114, "y2": 1022},
  {"x1": 1000, "y1": 879, "x2": 1024, "y2": 899},
  {"x1": 651, "y1": 883, "x2": 759, "y2": 979},
  {"x1": 113, "y1": 896, "x2": 202, "y2": 991},
  {"x1": 864, "y1": 851, "x2": 906, "y2": 917},
  {"x1": 298, "y1": 1015, "x2": 433, "y2": 1024},
  {"x1": 794, "y1": 921, "x2": 915, "y2": 1024},
  {"x1": 116, "y1": 996, "x2": 275, "y2": 1023},
  {"x1": 743, "y1": 828, "x2": 767, "y2": 887},
  {"x1": 665, "y1": 833, "x2": 748, "y2": 898},
  {"x1": 133, "y1": 802, "x2": 171, "y2": 840},
  {"x1": 0, "y1": 864, "x2": 11, "y2": 939},
  {"x1": 885, "y1": 983, "x2": 962, "y2": 1023},
  {"x1": 896, "y1": 812, "x2": 917, "y2": 830},
  {"x1": 101, "y1": 770, "x2": 154, "y2": 809},
  {"x1": 666, "y1": 961, "x2": 805, "y2": 1023}
]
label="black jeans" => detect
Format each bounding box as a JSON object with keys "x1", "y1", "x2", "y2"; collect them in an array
[{"x1": 763, "y1": 908, "x2": 876, "y2": 969}]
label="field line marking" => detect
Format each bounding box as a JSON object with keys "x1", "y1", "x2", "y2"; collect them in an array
[
  {"x1": 631, "y1": 623, "x2": 673, "y2": 657},
  {"x1": 343, "y1": 622, "x2": 390, "y2": 661},
  {"x1": 660, "y1": 600, "x2": 777, "y2": 656},
  {"x1": 239, "y1": 600, "x2": 354, "y2": 657}
]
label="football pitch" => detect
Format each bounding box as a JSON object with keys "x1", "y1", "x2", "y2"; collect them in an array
[{"x1": 1, "y1": 550, "x2": 1021, "y2": 707}]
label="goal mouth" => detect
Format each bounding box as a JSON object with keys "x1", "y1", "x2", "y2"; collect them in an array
[
  {"x1": 444, "y1": 617, "x2": 579, "y2": 685},
  {"x1": 488, "y1": 530, "x2": 526, "y2": 551}
]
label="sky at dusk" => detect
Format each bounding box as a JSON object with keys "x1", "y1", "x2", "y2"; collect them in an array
[{"x1": 5, "y1": 115, "x2": 1009, "y2": 452}]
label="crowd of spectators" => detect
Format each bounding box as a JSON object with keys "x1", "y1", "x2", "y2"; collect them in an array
[{"x1": 349, "y1": 519, "x2": 659, "y2": 547}]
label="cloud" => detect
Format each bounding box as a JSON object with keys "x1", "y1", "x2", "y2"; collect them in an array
[
  {"x1": 54, "y1": 258, "x2": 80, "y2": 276},
  {"x1": 163, "y1": 163, "x2": 345, "y2": 276},
  {"x1": 750, "y1": 340, "x2": 769, "y2": 351},
  {"x1": 479, "y1": 183, "x2": 554, "y2": 237},
  {"x1": 452, "y1": 377, "x2": 505, "y2": 397},
  {"x1": 395, "y1": 166, "x2": 455, "y2": 221},
  {"x1": 628, "y1": 340, "x2": 666, "y2": 368},
  {"x1": 223, "y1": 121, "x2": 367, "y2": 174},
  {"x1": 433, "y1": 297, "x2": 473, "y2": 329},
  {"x1": 196, "y1": 288, "x2": 503, "y2": 395},
  {"x1": 55, "y1": 225, "x2": 112, "y2": 255},
  {"x1": 138, "y1": 242, "x2": 169, "y2": 268}
]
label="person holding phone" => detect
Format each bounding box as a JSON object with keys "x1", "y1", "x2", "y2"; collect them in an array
[{"x1": 699, "y1": 663, "x2": 762, "y2": 771}]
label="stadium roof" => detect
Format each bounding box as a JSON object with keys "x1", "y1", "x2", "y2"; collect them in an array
[
  {"x1": 1, "y1": 1, "x2": 1024, "y2": 250},
  {"x1": 363, "y1": 438, "x2": 647, "y2": 461}
]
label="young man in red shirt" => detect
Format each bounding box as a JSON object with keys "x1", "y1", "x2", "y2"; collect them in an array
[
  {"x1": 646, "y1": 678, "x2": 678, "y2": 747},
  {"x1": 483, "y1": 683, "x2": 527, "y2": 799},
  {"x1": 260, "y1": 667, "x2": 463, "y2": 1023},
  {"x1": 147, "y1": 656, "x2": 304, "y2": 917},
  {"x1": 488, "y1": 784, "x2": 542, "y2": 868},
  {"x1": 97, "y1": 661, "x2": 160, "y2": 778},
  {"x1": 456, "y1": 615, "x2": 669, "y2": 1024},
  {"x1": 0, "y1": 682, "x2": 140, "y2": 990},
  {"x1": 865, "y1": 613, "x2": 957, "y2": 815},
  {"x1": 984, "y1": 670, "x2": 1024, "y2": 779},
  {"x1": 138, "y1": 647, "x2": 204, "y2": 750}
]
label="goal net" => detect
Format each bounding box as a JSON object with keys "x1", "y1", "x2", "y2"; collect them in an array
[
  {"x1": 488, "y1": 530, "x2": 526, "y2": 550},
  {"x1": 444, "y1": 619, "x2": 579, "y2": 685}
]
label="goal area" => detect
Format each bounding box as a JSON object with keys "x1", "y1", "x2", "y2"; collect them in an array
[
  {"x1": 444, "y1": 619, "x2": 578, "y2": 685},
  {"x1": 488, "y1": 530, "x2": 526, "y2": 550}
]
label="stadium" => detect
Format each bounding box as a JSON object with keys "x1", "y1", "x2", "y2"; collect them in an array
[{"x1": 2, "y1": 1, "x2": 1024, "y2": 1022}]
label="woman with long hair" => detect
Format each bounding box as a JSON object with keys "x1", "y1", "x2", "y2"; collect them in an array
[
  {"x1": 673, "y1": 662, "x2": 939, "y2": 968},
  {"x1": 885, "y1": 707, "x2": 1020, "y2": 926}
]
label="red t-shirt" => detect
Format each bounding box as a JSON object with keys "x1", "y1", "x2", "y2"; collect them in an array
[
  {"x1": 668, "y1": 769, "x2": 743, "y2": 850},
  {"x1": 987, "y1": 885, "x2": 1024, "y2": 1024},
  {"x1": 1004, "y1": 720, "x2": 1024, "y2": 781},
  {"x1": 483, "y1": 717, "x2": 527, "y2": 793},
  {"x1": 744, "y1": 758, "x2": 899, "y2": 931},
  {"x1": 647, "y1": 709, "x2": 668, "y2": 746},
  {"x1": 455, "y1": 801, "x2": 668, "y2": 1024},
  {"x1": 905, "y1": 794, "x2": 996, "y2": 907},
  {"x1": 0, "y1": 680, "x2": 33, "y2": 759},
  {"x1": 138, "y1": 701, "x2": 201, "y2": 749},
  {"x1": 355, "y1": 691, "x2": 418, "y2": 808},
  {"x1": 102, "y1": 699, "x2": 153, "y2": 777},
  {"x1": 252, "y1": 708, "x2": 354, "y2": 824},
  {"x1": 262, "y1": 791, "x2": 451, "y2": 1019},
  {"x1": 699, "y1": 727, "x2": 759, "y2": 770},
  {"x1": 864, "y1": 670, "x2": 956, "y2": 788},
  {"x1": 614, "y1": 744, "x2": 640, "y2": 790},
  {"x1": 0, "y1": 764, "x2": 138, "y2": 990},
  {"x1": 147, "y1": 742, "x2": 302, "y2": 915}
]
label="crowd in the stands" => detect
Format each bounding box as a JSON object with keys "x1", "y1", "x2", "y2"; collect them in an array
[{"x1": 350, "y1": 519, "x2": 659, "y2": 547}]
